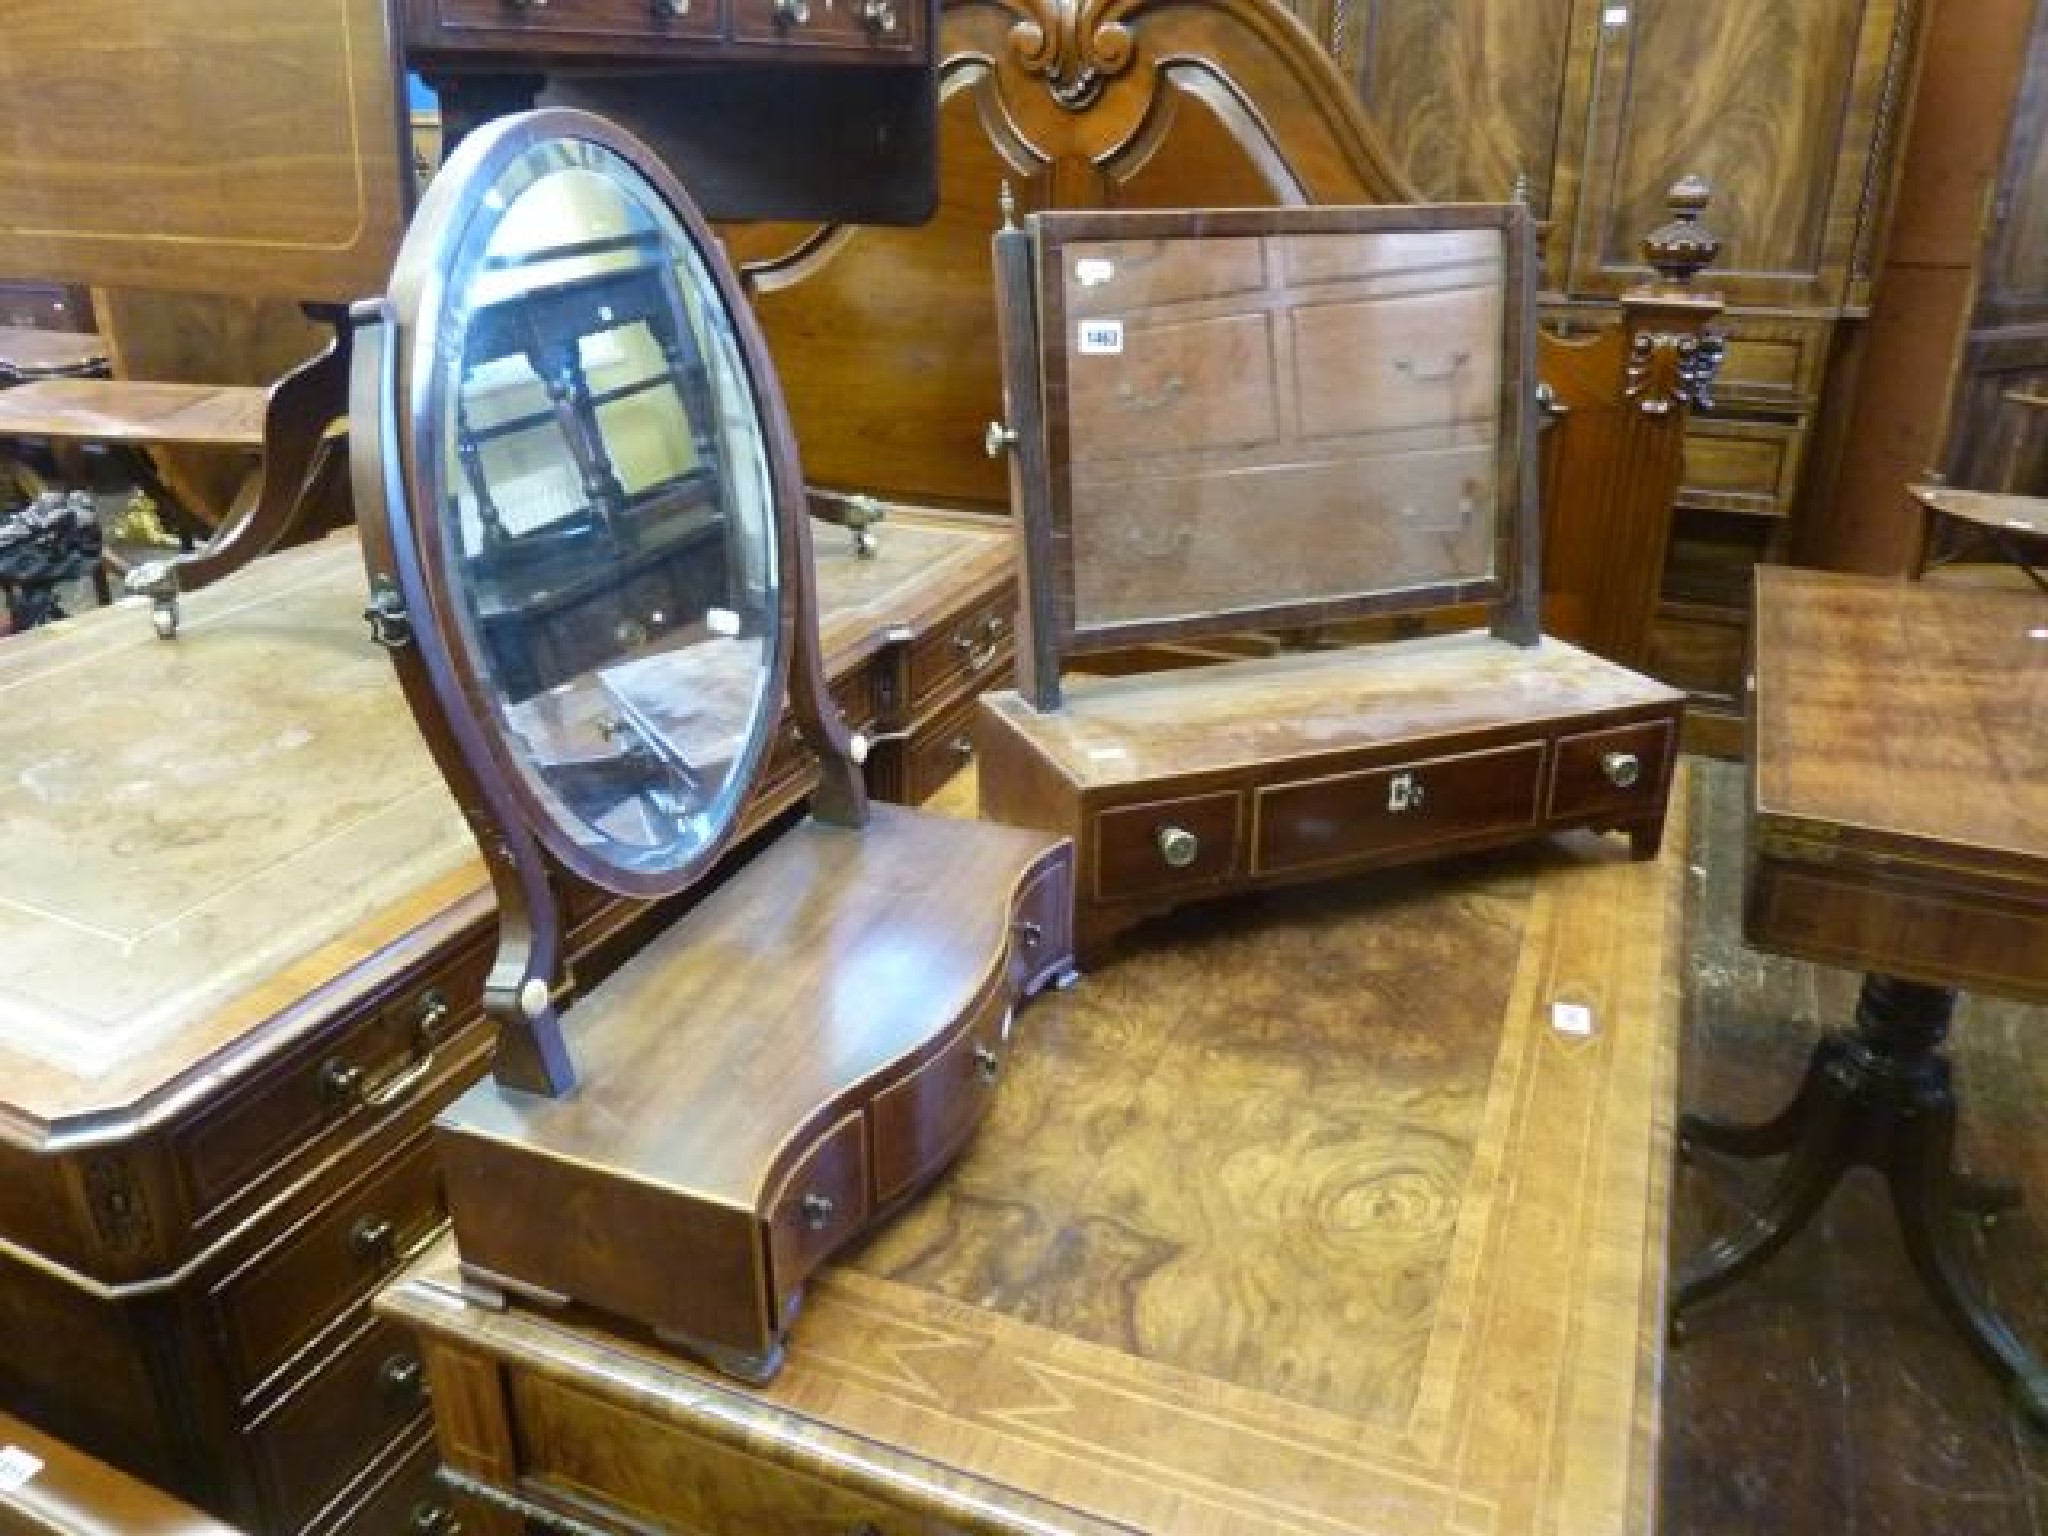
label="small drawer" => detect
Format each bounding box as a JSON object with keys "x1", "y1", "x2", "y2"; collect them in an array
[
  {"x1": 430, "y1": 0, "x2": 722, "y2": 45},
  {"x1": 765, "y1": 1110, "x2": 869, "y2": 1301},
  {"x1": 176, "y1": 943, "x2": 492, "y2": 1223},
  {"x1": 1093, "y1": 790, "x2": 1242, "y2": 902},
  {"x1": 246, "y1": 1317, "x2": 430, "y2": 1536},
  {"x1": 906, "y1": 591, "x2": 1013, "y2": 713},
  {"x1": 1007, "y1": 848, "x2": 1074, "y2": 995},
  {"x1": 515, "y1": 1370, "x2": 971, "y2": 1534},
  {"x1": 311, "y1": 1432, "x2": 451, "y2": 1536},
  {"x1": 1547, "y1": 718, "x2": 1675, "y2": 823},
  {"x1": 211, "y1": 1132, "x2": 447, "y2": 1401},
  {"x1": 1708, "y1": 314, "x2": 1830, "y2": 411},
  {"x1": 732, "y1": 0, "x2": 923, "y2": 51},
  {"x1": 869, "y1": 983, "x2": 1010, "y2": 1205},
  {"x1": 1253, "y1": 742, "x2": 1544, "y2": 874},
  {"x1": 902, "y1": 687, "x2": 982, "y2": 803},
  {"x1": 1677, "y1": 417, "x2": 1805, "y2": 519}
]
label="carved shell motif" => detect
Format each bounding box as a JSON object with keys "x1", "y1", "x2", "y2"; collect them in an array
[
  {"x1": 1626, "y1": 329, "x2": 1728, "y2": 417},
  {"x1": 1004, "y1": 0, "x2": 1147, "y2": 109}
]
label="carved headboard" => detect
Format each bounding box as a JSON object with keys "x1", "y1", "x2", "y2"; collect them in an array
[
  {"x1": 727, "y1": 0, "x2": 1721, "y2": 670},
  {"x1": 726, "y1": 0, "x2": 1416, "y2": 512}
]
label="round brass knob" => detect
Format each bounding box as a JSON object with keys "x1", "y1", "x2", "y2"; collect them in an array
[
  {"x1": 984, "y1": 420, "x2": 1018, "y2": 458},
  {"x1": 973, "y1": 1044, "x2": 1001, "y2": 1084},
  {"x1": 653, "y1": 0, "x2": 690, "y2": 14},
  {"x1": 1601, "y1": 750, "x2": 1642, "y2": 789},
  {"x1": 773, "y1": 0, "x2": 810, "y2": 24},
  {"x1": 1157, "y1": 825, "x2": 1199, "y2": 869},
  {"x1": 349, "y1": 1214, "x2": 398, "y2": 1264},
  {"x1": 857, "y1": 0, "x2": 897, "y2": 31},
  {"x1": 378, "y1": 1354, "x2": 426, "y2": 1410}
]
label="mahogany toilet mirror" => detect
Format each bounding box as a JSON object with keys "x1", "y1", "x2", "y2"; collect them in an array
[{"x1": 348, "y1": 109, "x2": 1072, "y2": 1380}]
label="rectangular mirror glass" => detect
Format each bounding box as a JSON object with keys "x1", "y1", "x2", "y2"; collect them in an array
[{"x1": 1040, "y1": 217, "x2": 1515, "y2": 636}]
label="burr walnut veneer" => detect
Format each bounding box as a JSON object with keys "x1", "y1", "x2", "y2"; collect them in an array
[{"x1": 382, "y1": 761, "x2": 1691, "y2": 1536}]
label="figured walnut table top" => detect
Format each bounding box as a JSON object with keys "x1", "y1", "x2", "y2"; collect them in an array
[{"x1": 386, "y1": 770, "x2": 1689, "y2": 1536}]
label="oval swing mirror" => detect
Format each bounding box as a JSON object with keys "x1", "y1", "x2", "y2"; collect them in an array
[{"x1": 365, "y1": 110, "x2": 790, "y2": 898}]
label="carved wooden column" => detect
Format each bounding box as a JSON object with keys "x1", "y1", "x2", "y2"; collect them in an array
[{"x1": 1538, "y1": 178, "x2": 1725, "y2": 670}]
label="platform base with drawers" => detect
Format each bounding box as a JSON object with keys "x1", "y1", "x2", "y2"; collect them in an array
[{"x1": 976, "y1": 632, "x2": 1683, "y2": 964}]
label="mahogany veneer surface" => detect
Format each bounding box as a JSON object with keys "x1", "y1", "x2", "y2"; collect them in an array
[
  {"x1": 984, "y1": 634, "x2": 1672, "y2": 783},
  {"x1": 0, "y1": 381, "x2": 270, "y2": 448},
  {"x1": 385, "y1": 762, "x2": 1690, "y2": 1535},
  {"x1": 1747, "y1": 566, "x2": 2048, "y2": 1001}
]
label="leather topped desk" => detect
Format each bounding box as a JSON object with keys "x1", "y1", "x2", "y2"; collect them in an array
[
  {"x1": 0, "y1": 509, "x2": 1014, "y2": 1534},
  {"x1": 1676, "y1": 567, "x2": 2048, "y2": 1417},
  {"x1": 381, "y1": 766, "x2": 1690, "y2": 1536}
]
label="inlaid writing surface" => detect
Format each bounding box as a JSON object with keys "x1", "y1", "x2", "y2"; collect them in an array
[
  {"x1": 0, "y1": 536, "x2": 475, "y2": 1090},
  {"x1": 0, "y1": 512, "x2": 1009, "y2": 1135},
  {"x1": 0, "y1": 0, "x2": 406, "y2": 301},
  {"x1": 387, "y1": 765, "x2": 1689, "y2": 1535},
  {"x1": 1751, "y1": 566, "x2": 2048, "y2": 879}
]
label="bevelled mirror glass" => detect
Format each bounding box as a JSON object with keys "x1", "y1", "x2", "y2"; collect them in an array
[{"x1": 397, "y1": 125, "x2": 784, "y2": 889}]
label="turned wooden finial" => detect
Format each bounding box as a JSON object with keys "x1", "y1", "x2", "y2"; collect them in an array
[
  {"x1": 1510, "y1": 169, "x2": 1531, "y2": 206},
  {"x1": 1641, "y1": 175, "x2": 1719, "y2": 288},
  {"x1": 998, "y1": 180, "x2": 1018, "y2": 231}
]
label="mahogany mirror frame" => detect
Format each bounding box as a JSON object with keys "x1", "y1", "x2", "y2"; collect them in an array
[
  {"x1": 349, "y1": 107, "x2": 865, "y2": 1096},
  {"x1": 994, "y1": 202, "x2": 1543, "y2": 710}
]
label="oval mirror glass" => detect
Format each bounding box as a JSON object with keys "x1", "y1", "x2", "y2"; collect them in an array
[{"x1": 412, "y1": 129, "x2": 783, "y2": 888}]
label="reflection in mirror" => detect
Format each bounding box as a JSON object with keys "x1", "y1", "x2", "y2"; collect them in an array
[
  {"x1": 1056, "y1": 227, "x2": 1505, "y2": 630},
  {"x1": 430, "y1": 137, "x2": 780, "y2": 879}
]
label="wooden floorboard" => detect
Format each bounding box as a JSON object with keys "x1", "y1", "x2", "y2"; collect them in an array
[{"x1": 1661, "y1": 756, "x2": 2048, "y2": 1534}]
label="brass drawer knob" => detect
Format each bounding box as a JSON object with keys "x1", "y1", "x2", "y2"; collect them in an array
[
  {"x1": 1012, "y1": 918, "x2": 1043, "y2": 952},
  {"x1": 773, "y1": 0, "x2": 810, "y2": 25},
  {"x1": 953, "y1": 612, "x2": 1005, "y2": 670},
  {"x1": 349, "y1": 1214, "x2": 398, "y2": 1264},
  {"x1": 973, "y1": 1044, "x2": 1001, "y2": 1084},
  {"x1": 857, "y1": 0, "x2": 897, "y2": 32},
  {"x1": 1157, "y1": 825, "x2": 1199, "y2": 869},
  {"x1": 800, "y1": 1192, "x2": 836, "y2": 1230},
  {"x1": 320, "y1": 1058, "x2": 366, "y2": 1106},
  {"x1": 984, "y1": 420, "x2": 1018, "y2": 458},
  {"x1": 653, "y1": 0, "x2": 690, "y2": 14},
  {"x1": 379, "y1": 1353, "x2": 427, "y2": 1410},
  {"x1": 408, "y1": 1503, "x2": 462, "y2": 1536},
  {"x1": 1601, "y1": 750, "x2": 1642, "y2": 789}
]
